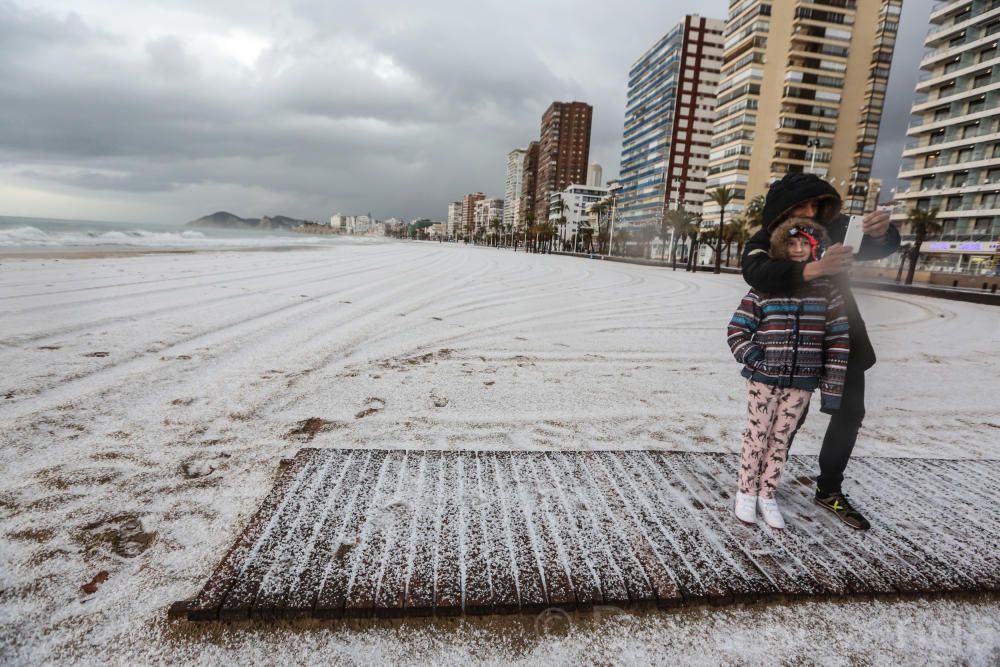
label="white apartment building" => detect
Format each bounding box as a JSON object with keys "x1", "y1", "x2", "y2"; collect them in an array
[
  {"x1": 504, "y1": 149, "x2": 527, "y2": 232},
  {"x1": 473, "y1": 198, "x2": 504, "y2": 236},
  {"x1": 446, "y1": 202, "x2": 463, "y2": 239},
  {"x1": 894, "y1": 0, "x2": 1000, "y2": 274},
  {"x1": 549, "y1": 183, "x2": 611, "y2": 248}
]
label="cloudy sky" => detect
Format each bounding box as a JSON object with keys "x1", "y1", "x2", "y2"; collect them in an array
[{"x1": 1, "y1": 0, "x2": 931, "y2": 225}]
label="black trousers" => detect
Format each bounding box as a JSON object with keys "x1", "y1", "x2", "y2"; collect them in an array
[{"x1": 816, "y1": 360, "x2": 866, "y2": 494}]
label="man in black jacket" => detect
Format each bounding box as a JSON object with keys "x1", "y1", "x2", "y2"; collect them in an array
[{"x1": 741, "y1": 172, "x2": 900, "y2": 530}]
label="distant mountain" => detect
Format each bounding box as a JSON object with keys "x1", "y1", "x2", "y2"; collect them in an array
[{"x1": 187, "y1": 211, "x2": 312, "y2": 230}]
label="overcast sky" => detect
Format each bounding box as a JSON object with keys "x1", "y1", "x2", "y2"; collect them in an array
[{"x1": 1, "y1": 0, "x2": 932, "y2": 225}]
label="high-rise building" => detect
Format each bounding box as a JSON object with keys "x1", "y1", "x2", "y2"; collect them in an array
[
  {"x1": 587, "y1": 163, "x2": 603, "y2": 187},
  {"x1": 618, "y1": 15, "x2": 725, "y2": 228},
  {"x1": 706, "y1": 0, "x2": 901, "y2": 218},
  {"x1": 519, "y1": 142, "x2": 540, "y2": 228},
  {"x1": 893, "y1": 0, "x2": 1000, "y2": 273},
  {"x1": 504, "y1": 149, "x2": 527, "y2": 232},
  {"x1": 461, "y1": 192, "x2": 485, "y2": 239},
  {"x1": 534, "y1": 101, "x2": 593, "y2": 224},
  {"x1": 447, "y1": 201, "x2": 463, "y2": 239},
  {"x1": 865, "y1": 177, "x2": 882, "y2": 214}
]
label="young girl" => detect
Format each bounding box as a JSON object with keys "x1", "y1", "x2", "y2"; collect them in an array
[{"x1": 727, "y1": 217, "x2": 850, "y2": 529}]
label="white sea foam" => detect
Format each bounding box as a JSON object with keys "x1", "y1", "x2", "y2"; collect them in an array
[{"x1": 0, "y1": 225, "x2": 331, "y2": 248}]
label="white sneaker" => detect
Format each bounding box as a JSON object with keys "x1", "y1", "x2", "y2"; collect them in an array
[
  {"x1": 758, "y1": 496, "x2": 786, "y2": 530},
  {"x1": 734, "y1": 491, "x2": 757, "y2": 524}
]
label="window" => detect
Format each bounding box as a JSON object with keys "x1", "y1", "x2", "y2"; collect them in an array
[
  {"x1": 934, "y1": 107, "x2": 951, "y2": 121},
  {"x1": 980, "y1": 46, "x2": 998, "y2": 63},
  {"x1": 968, "y1": 97, "x2": 986, "y2": 114},
  {"x1": 952, "y1": 171, "x2": 968, "y2": 187},
  {"x1": 946, "y1": 195, "x2": 963, "y2": 211},
  {"x1": 957, "y1": 147, "x2": 974, "y2": 162},
  {"x1": 921, "y1": 175, "x2": 937, "y2": 190},
  {"x1": 974, "y1": 217, "x2": 992, "y2": 233},
  {"x1": 973, "y1": 72, "x2": 993, "y2": 89},
  {"x1": 988, "y1": 167, "x2": 1000, "y2": 182},
  {"x1": 981, "y1": 192, "x2": 999, "y2": 208},
  {"x1": 944, "y1": 58, "x2": 963, "y2": 74},
  {"x1": 962, "y1": 122, "x2": 980, "y2": 138},
  {"x1": 993, "y1": 143, "x2": 1000, "y2": 158}
]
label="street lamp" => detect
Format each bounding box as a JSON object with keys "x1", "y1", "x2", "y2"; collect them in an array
[{"x1": 806, "y1": 137, "x2": 821, "y2": 174}]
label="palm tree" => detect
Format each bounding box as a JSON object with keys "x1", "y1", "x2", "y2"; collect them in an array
[
  {"x1": 744, "y1": 194, "x2": 765, "y2": 230},
  {"x1": 904, "y1": 207, "x2": 942, "y2": 285},
  {"x1": 725, "y1": 217, "x2": 754, "y2": 267},
  {"x1": 708, "y1": 186, "x2": 736, "y2": 274}
]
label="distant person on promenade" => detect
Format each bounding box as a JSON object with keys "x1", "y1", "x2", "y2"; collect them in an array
[
  {"x1": 741, "y1": 173, "x2": 900, "y2": 529},
  {"x1": 727, "y1": 218, "x2": 850, "y2": 529}
]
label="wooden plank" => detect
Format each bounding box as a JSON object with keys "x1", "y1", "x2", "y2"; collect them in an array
[
  {"x1": 433, "y1": 452, "x2": 463, "y2": 615},
  {"x1": 522, "y1": 454, "x2": 603, "y2": 609},
  {"x1": 250, "y1": 450, "x2": 347, "y2": 620},
  {"x1": 313, "y1": 451, "x2": 390, "y2": 618},
  {"x1": 680, "y1": 452, "x2": 842, "y2": 598},
  {"x1": 373, "y1": 452, "x2": 431, "y2": 617},
  {"x1": 504, "y1": 452, "x2": 575, "y2": 608},
  {"x1": 602, "y1": 451, "x2": 734, "y2": 603},
  {"x1": 585, "y1": 452, "x2": 695, "y2": 605},
  {"x1": 471, "y1": 453, "x2": 521, "y2": 613},
  {"x1": 280, "y1": 450, "x2": 368, "y2": 618},
  {"x1": 488, "y1": 452, "x2": 548, "y2": 611},
  {"x1": 342, "y1": 451, "x2": 405, "y2": 618},
  {"x1": 571, "y1": 452, "x2": 662, "y2": 608},
  {"x1": 539, "y1": 453, "x2": 630, "y2": 607},
  {"x1": 402, "y1": 452, "x2": 443, "y2": 616},
  {"x1": 458, "y1": 453, "x2": 499, "y2": 614},
  {"x1": 187, "y1": 449, "x2": 316, "y2": 620},
  {"x1": 217, "y1": 451, "x2": 326, "y2": 620}
]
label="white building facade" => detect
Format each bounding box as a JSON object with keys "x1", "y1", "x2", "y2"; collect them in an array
[
  {"x1": 893, "y1": 0, "x2": 1000, "y2": 274},
  {"x1": 504, "y1": 149, "x2": 527, "y2": 232},
  {"x1": 549, "y1": 183, "x2": 611, "y2": 248},
  {"x1": 446, "y1": 202, "x2": 463, "y2": 239},
  {"x1": 473, "y1": 198, "x2": 505, "y2": 236}
]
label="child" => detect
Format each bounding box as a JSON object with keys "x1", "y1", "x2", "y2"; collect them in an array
[{"x1": 726, "y1": 217, "x2": 850, "y2": 529}]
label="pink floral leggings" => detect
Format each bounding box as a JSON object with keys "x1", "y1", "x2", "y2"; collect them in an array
[{"x1": 739, "y1": 380, "x2": 812, "y2": 498}]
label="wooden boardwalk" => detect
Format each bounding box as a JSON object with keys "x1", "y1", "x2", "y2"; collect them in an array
[{"x1": 170, "y1": 449, "x2": 1000, "y2": 621}]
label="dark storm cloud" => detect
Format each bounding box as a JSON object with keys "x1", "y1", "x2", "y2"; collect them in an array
[{"x1": 0, "y1": 0, "x2": 932, "y2": 222}]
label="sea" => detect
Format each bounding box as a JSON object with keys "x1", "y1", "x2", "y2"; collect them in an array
[{"x1": 0, "y1": 215, "x2": 340, "y2": 252}]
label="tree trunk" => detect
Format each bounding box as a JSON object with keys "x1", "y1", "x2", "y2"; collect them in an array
[
  {"x1": 714, "y1": 212, "x2": 725, "y2": 274},
  {"x1": 895, "y1": 249, "x2": 908, "y2": 283},
  {"x1": 905, "y1": 236, "x2": 924, "y2": 285}
]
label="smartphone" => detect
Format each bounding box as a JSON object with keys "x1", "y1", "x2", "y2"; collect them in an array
[{"x1": 843, "y1": 215, "x2": 865, "y2": 253}]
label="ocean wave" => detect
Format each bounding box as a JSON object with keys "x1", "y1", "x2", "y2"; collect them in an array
[{"x1": 0, "y1": 226, "x2": 329, "y2": 248}]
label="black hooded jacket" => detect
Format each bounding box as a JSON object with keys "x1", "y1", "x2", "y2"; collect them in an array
[{"x1": 741, "y1": 175, "x2": 900, "y2": 371}]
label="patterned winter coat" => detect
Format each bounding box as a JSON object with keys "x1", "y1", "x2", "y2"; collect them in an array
[{"x1": 727, "y1": 279, "x2": 850, "y2": 413}]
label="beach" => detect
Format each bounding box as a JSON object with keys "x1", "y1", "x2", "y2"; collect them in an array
[{"x1": 2, "y1": 242, "x2": 998, "y2": 663}]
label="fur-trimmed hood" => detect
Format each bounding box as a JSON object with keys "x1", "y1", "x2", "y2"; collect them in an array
[
  {"x1": 769, "y1": 218, "x2": 830, "y2": 262},
  {"x1": 762, "y1": 173, "x2": 841, "y2": 231}
]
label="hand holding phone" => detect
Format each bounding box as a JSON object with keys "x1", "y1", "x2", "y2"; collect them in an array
[{"x1": 843, "y1": 215, "x2": 865, "y2": 254}]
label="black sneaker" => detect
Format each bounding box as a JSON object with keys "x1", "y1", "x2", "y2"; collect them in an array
[{"x1": 814, "y1": 491, "x2": 871, "y2": 530}]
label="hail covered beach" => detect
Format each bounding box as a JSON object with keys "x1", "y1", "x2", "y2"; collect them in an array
[{"x1": 2, "y1": 239, "x2": 999, "y2": 663}]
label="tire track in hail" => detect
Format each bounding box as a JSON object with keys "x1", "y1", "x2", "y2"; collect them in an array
[{"x1": 0, "y1": 247, "x2": 463, "y2": 421}]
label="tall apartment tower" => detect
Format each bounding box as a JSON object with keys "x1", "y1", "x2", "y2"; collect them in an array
[
  {"x1": 533, "y1": 102, "x2": 593, "y2": 224},
  {"x1": 618, "y1": 15, "x2": 725, "y2": 227},
  {"x1": 519, "y1": 141, "x2": 540, "y2": 227},
  {"x1": 447, "y1": 201, "x2": 463, "y2": 239},
  {"x1": 461, "y1": 192, "x2": 485, "y2": 239},
  {"x1": 504, "y1": 149, "x2": 527, "y2": 231},
  {"x1": 706, "y1": 0, "x2": 901, "y2": 218},
  {"x1": 894, "y1": 0, "x2": 1000, "y2": 271}
]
